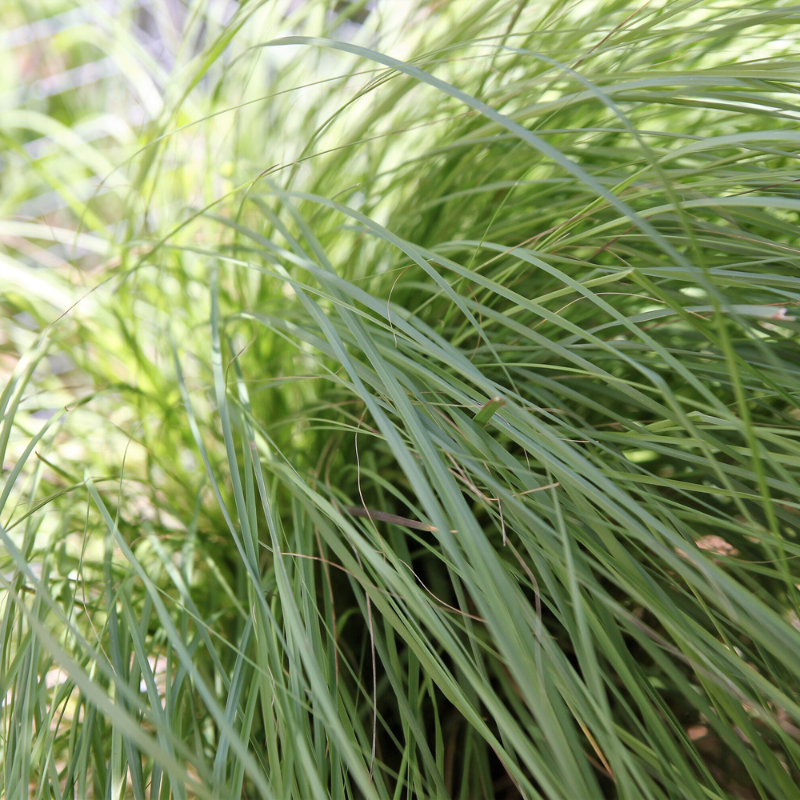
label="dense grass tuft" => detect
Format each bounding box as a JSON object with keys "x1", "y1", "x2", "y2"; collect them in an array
[{"x1": 2, "y1": 1, "x2": 800, "y2": 798}]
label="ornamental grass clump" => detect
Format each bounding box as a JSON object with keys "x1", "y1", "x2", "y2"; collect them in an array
[{"x1": 2, "y1": 1, "x2": 800, "y2": 798}]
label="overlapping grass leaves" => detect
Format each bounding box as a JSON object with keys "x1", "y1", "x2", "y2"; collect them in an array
[{"x1": 2, "y1": 1, "x2": 800, "y2": 797}]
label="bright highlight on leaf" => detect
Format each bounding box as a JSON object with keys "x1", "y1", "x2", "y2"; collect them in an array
[{"x1": 473, "y1": 396, "x2": 506, "y2": 426}]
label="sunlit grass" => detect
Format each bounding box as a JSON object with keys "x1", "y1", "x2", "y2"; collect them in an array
[{"x1": 2, "y1": 1, "x2": 800, "y2": 798}]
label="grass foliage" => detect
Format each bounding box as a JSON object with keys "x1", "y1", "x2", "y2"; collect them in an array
[{"x1": 2, "y1": 1, "x2": 800, "y2": 797}]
